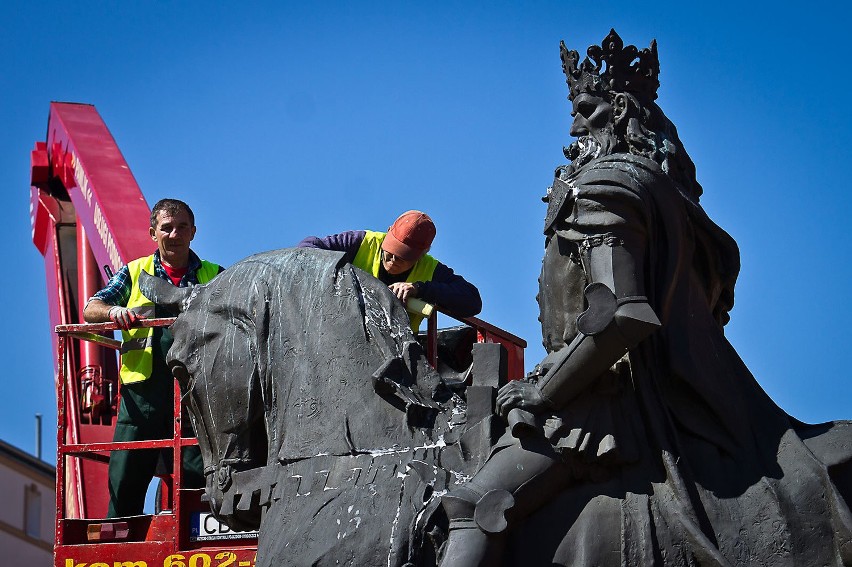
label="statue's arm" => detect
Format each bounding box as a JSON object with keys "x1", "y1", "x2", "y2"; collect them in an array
[{"x1": 497, "y1": 184, "x2": 660, "y2": 416}]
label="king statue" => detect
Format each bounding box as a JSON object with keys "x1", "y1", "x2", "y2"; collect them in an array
[{"x1": 439, "y1": 30, "x2": 852, "y2": 566}]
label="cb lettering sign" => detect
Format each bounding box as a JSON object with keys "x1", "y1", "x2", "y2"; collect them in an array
[{"x1": 190, "y1": 512, "x2": 258, "y2": 541}]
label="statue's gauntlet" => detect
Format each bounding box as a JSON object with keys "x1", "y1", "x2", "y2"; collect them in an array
[{"x1": 536, "y1": 283, "x2": 660, "y2": 410}]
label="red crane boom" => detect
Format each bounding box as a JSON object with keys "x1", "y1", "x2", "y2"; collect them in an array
[{"x1": 32, "y1": 102, "x2": 524, "y2": 567}]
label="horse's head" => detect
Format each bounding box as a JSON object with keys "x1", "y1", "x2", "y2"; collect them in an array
[{"x1": 140, "y1": 270, "x2": 269, "y2": 530}]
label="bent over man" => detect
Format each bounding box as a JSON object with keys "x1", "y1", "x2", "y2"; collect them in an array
[
  {"x1": 298, "y1": 210, "x2": 482, "y2": 331},
  {"x1": 84, "y1": 198, "x2": 223, "y2": 518}
]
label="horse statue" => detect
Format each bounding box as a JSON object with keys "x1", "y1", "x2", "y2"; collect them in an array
[{"x1": 139, "y1": 247, "x2": 503, "y2": 567}]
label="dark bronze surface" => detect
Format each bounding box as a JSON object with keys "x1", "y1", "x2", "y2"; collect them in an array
[{"x1": 440, "y1": 30, "x2": 852, "y2": 566}]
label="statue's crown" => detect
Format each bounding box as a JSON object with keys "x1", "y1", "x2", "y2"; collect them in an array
[{"x1": 561, "y1": 29, "x2": 660, "y2": 102}]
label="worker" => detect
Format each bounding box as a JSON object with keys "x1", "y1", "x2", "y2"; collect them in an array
[
  {"x1": 83, "y1": 198, "x2": 223, "y2": 518},
  {"x1": 297, "y1": 210, "x2": 482, "y2": 331}
]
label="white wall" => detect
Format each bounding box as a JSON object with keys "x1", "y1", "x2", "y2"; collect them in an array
[{"x1": 0, "y1": 444, "x2": 55, "y2": 567}]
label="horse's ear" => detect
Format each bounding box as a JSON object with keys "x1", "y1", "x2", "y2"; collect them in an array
[{"x1": 139, "y1": 270, "x2": 191, "y2": 312}]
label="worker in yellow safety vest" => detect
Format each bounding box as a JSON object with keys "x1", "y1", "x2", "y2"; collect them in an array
[
  {"x1": 84, "y1": 198, "x2": 222, "y2": 518},
  {"x1": 297, "y1": 210, "x2": 482, "y2": 331}
]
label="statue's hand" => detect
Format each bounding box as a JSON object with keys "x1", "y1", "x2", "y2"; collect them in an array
[{"x1": 495, "y1": 380, "x2": 552, "y2": 418}]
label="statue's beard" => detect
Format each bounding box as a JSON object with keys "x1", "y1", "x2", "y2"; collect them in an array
[
  {"x1": 565, "y1": 128, "x2": 618, "y2": 172},
  {"x1": 566, "y1": 136, "x2": 602, "y2": 168}
]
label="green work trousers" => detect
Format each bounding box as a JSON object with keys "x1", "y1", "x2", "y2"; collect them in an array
[{"x1": 107, "y1": 328, "x2": 204, "y2": 518}]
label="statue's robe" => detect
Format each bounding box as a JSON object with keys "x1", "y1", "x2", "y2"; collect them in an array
[{"x1": 529, "y1": 152, "x2": 852, "y2": 566}]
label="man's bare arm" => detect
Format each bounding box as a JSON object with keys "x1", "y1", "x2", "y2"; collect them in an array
[{"x1": 83, "y1": 299, "x2": 114, "y2": 323}]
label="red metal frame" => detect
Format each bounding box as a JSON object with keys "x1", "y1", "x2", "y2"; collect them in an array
[
  {"x1": 52, "y1": 314, "x2": 524, "y2": 566},
  {"x1": 54, "y1": 320, "x2": 258, "y2": 566},
  {"x1": 427, "y1": 309, "x2": 527, "y2": 381},
  {"x1": 32, "y1": 102, "x2": 157, "y2": 520}
]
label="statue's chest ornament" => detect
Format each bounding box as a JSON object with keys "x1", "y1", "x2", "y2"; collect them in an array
[{"x1": 544, "y1": 177, "x2": 578, "y2": 234}]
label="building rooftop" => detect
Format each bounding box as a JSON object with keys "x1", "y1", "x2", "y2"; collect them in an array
[{"x1": 0, "y1": 439, "x2": 55, "y2": 482}]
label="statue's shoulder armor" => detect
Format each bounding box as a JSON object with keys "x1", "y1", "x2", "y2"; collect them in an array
[
  {"x1": 577, "y1": 153, "x2": 665, "y2": 192},
  {"x1": 592, "y1": 152, "x2": 663, "y2": 172},
  {"x1": 545, "y1": 154, "x2": 663, "y2": 235}
]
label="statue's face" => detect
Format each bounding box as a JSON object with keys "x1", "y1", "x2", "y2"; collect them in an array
[{"x1": 569, "y1": 93, "x2": 613, "y2": 138}]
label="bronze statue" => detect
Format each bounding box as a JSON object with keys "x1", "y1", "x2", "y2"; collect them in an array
[
  {"x1": 439, "y1": 30, "x2": 852, "y2": 566},
  {"x1": 141, "y1": 30, "x2": 852, "y2": 566},
  {"x1": 139, "y1": 248, "x2": 505, "y2": 566}
]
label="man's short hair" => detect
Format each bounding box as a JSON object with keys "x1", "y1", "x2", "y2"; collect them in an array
[{"x1": 150, "y1": 198, "x2": 195, "y2": 228}]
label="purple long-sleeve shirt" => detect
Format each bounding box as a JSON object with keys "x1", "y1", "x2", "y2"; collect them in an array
[{"x1": 297, "y1": 230, "x2": 482, "y2": 317}]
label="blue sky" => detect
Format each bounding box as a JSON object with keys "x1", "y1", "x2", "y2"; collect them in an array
[{"x1": 2, "y1": 1, "x2": 851, "y2": 466}]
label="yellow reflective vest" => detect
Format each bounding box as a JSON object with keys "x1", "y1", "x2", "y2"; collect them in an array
[
  {"x1": 352, "y1": 230, "x2": 438, "y2": 332},
  {"x1": 119, "y1": 254, "x2": 220, "y2": 385}
]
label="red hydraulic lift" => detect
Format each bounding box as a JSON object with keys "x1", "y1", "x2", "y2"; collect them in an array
[
  {"x1": 31, "y1": 102, "x2": 153, "y2": 521},
  {"x1": 32, "y1": 102, "x2": 526, "y2": 567},
  {"x1": 31, "y1": 103, "x2": 259, "y2": 566}
]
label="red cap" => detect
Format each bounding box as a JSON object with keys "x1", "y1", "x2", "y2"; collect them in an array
[{"x1": 381, "y1": 210, "x2": 436, "y2": 261}]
